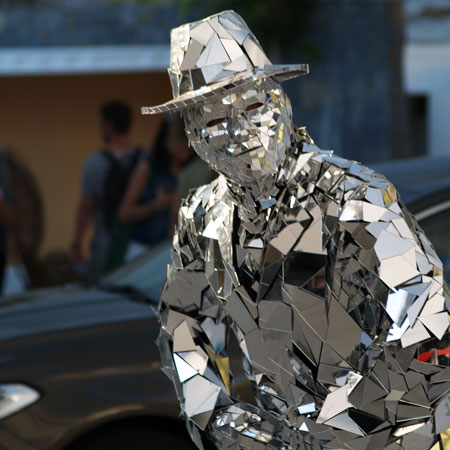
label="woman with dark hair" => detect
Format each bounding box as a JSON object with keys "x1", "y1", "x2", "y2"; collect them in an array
[{"x1": 118, "y1": 114, "x2": 193, "y2": 259}]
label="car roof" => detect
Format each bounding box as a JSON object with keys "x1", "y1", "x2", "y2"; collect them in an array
[
  {"x1": 0, "y1": 286, "x2": 154, "y2": 342},
  {"x1": 369, "y1": 156, "x2": 450, "y2": 206}
]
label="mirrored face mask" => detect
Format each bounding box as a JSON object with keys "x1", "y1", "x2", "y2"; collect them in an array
[{"x1": 183, "y1": 78, "x2": 294, "y2": 185}]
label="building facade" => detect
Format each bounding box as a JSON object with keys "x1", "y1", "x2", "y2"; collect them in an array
[
  {"x1": 404, "y1": 0, "x2": 450, "y2": 157},
  {"x1": 0, "y1": 0, "x2": 410, "y2": 257}
]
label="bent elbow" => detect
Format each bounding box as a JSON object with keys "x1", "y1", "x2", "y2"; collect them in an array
[{"x1": 118, "y1": 206, "x2": 132, "y2": 224}]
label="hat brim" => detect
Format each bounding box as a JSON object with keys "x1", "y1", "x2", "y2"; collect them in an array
[{"x1": 141, "y1": 64, "x2": 308, "y2": 115}]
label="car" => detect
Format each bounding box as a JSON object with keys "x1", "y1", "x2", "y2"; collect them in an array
[
  {"x1": 0, "y1": 155, "x2": 449, "y2": 450},
  {"x1": 0, "y1": 241, "x2": 198, "y2": 450}
]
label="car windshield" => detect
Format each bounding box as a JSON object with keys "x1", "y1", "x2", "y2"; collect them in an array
[{"x1": 101, "y1": 239, "x2": 172, "y2": 302}]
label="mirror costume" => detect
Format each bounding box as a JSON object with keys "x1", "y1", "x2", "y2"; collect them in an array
[{"x1": 142, "y1": 11, "x2": 450, "y2": 450}]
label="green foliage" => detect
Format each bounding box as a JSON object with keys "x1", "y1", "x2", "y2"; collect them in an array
[
  {"x1": 177, "y1": 0, "x2": 318, "y2": 54},
  {"x1": 107, "y1": 0, "x2": 170, "y2": 5},
  {"x1": 98, "y1": 0, "x2": 319, "y2": 57}
]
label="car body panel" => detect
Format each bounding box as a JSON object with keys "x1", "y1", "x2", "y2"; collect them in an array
[
  {"x1": 0, "y1": 287, "x2": 153, "y2": 342},
  {"x1": 370, "y1": 156, "x2": 450, "y2": 205},
  {"x1": 0, "y1": 287, "x2": 179, "y2": 450}
]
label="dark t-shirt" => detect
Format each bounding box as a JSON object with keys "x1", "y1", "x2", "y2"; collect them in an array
[
  {"x1": 0, "y1": 150, "x2": 8, "y2": 253},
  {"x1": 81, "y1": 147, "x2": 144, "y2": 277},
  {"x1": 131, "y1": 161, "x2": 177, "y2": 247}
]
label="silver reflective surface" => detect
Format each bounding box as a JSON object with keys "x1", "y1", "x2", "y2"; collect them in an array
[
  {"x1": 183, "y1": 78, "x2": 293, "y2": 186},
  {"x1": 154, "y1": 10, "x2": 450, "y2": 450},
  {"x1": 141, "y1": 10, "x2": 307, "y2": 115}
]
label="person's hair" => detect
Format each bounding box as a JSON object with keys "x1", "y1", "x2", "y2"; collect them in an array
[
  {"x1": 150, "y1": 114, "x2": 190, "y2": 172},
  {"x1": 100, "y1": 100, "x2": 132, "y2": 134}
]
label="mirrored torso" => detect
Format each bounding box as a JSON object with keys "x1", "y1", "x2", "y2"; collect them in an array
[{"x1": 159, "y1": 128, "x2": 450, "y2": 449}]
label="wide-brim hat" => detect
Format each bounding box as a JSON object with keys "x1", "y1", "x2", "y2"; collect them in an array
[{"x1": 141, "y1": 10, "x2": 308, "y2": 115}]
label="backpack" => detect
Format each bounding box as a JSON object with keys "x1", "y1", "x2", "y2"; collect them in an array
[{"x1": 101, "y1": 148, "x2": 143, "y2": 230}]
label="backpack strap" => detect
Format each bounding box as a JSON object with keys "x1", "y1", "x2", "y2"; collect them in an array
[
  {"x1": 129, "y1": 147, "x2": 144, "y2": 171},
  {"x1": 101, "y1": 147, "x2": 143, "y2": 170},
  {"x1": 101, "y1": 149, "x2": 120, "y2": 167},
  {"x1": 100, "y1": 147, "x2": 145, "y2": 230}
]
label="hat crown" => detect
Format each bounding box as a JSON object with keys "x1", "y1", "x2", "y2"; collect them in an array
[{"x1": 168, "y1": 10, "x2": 272, "y2": 98}]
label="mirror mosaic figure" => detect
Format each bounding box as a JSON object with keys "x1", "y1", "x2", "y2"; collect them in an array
[{"x1": 142, "y1": 10, "x2": 450, "y2": 450}]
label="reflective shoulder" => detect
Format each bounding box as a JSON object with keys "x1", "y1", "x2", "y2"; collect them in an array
[{"x1": 179, "y1": 175, "x2": 228, "y2": 223}]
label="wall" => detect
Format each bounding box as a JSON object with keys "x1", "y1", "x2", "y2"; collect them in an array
[
  {"x1": 404, "y1": 43, "x2": 450, "y2": 157},
  {"x1": 403, "y1": 0, "x2": 450, "y2": 157},
  {"x1": 282, "y1": 0, "x2": 407, "y2": 163},
  {"x1": 0, "y1": 71, "x2": 172, "y2": 256}
]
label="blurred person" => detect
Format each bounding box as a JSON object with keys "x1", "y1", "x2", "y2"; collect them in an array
[
  {"x1": 71, "y1": 100, "x2": 143, "y2": 280},
  {"x1": 0, "y1": 195, "x2": 15, "y2": 292},
  {"x1": 177, "y1": 150, "x2": 216, "y2": 203},
  {"x1": 118, "y1": 115, "x2": 194, "y2": 261},
  {"x1": 0, "y1": 148, "x2": 24, "y2": 293}
]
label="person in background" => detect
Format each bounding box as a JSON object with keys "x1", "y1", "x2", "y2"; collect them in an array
[
  {"x1": 0, "y1": 148, "x2": 24, "y2": 293},
  {"x1": 71, "y1": 100, "x2": 143, "y2": 280},
  {"x1": 0, "y1": 190, "x2": 14, "y2": 293},
  {"x1": 177, "y1": 148, "x2": 216, "y2": 203},
  {"x1": 119, "y1": 115, "x2": 194, "y2": 260}
]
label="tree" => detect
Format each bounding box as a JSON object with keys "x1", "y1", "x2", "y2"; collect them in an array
[{"x1": 178, "y1": 0, "x2": 318, "y2": 61}]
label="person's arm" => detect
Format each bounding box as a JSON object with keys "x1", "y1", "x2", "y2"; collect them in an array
[
  {"x1": 159, "y1": 245, "x2": 295, "y2": 449},
  {"x1": 158, "y1": 188, "x2": 297, "y2": 449},
  {"x1": 336, "y1": 180, "x2": 448, "y2": 349},
  {"x1": 0, "y1": 198, "x2": 15, "y2": 231},
  {"x1": 70, "y1": 195, "x2": 95, "y2": 262},
  {"x1": 119, "y1": 161, "x2": 176, "y2": 224},
  {"x1": 168, "y1": 197, "x2": 179, "y2": 237},
  {"x1": 323, "y1": 178, "x2": 449, "y2": 441},
  {"x1": 71, "y1": 156, "x2": 98, "y2": 262},
  {"x1": 0, "y1": 185, "x2": 31, "y2": 256},
  {"x1": 0, "y1": 197, "x2": 25, "y2": 255}
]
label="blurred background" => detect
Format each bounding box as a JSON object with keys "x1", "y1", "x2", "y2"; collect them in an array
[
  {"x1": 0, "y1": 2, "x2": 450, "y2": 449},
  {"x1": 0, "y1": 0, "x2": 448, "y2": 288}
]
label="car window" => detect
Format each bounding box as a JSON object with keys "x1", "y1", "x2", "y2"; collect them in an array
[
  {"x1": 418, "y1": 207, "x2": 450, "y2": 284},
  {"x1": 102, "y1": 239, "x2": 172, "y2": 301}
]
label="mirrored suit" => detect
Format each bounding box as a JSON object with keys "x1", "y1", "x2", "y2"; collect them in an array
[{"x1": 142, "y1": 10, "x2": 450, "y2": 450}]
